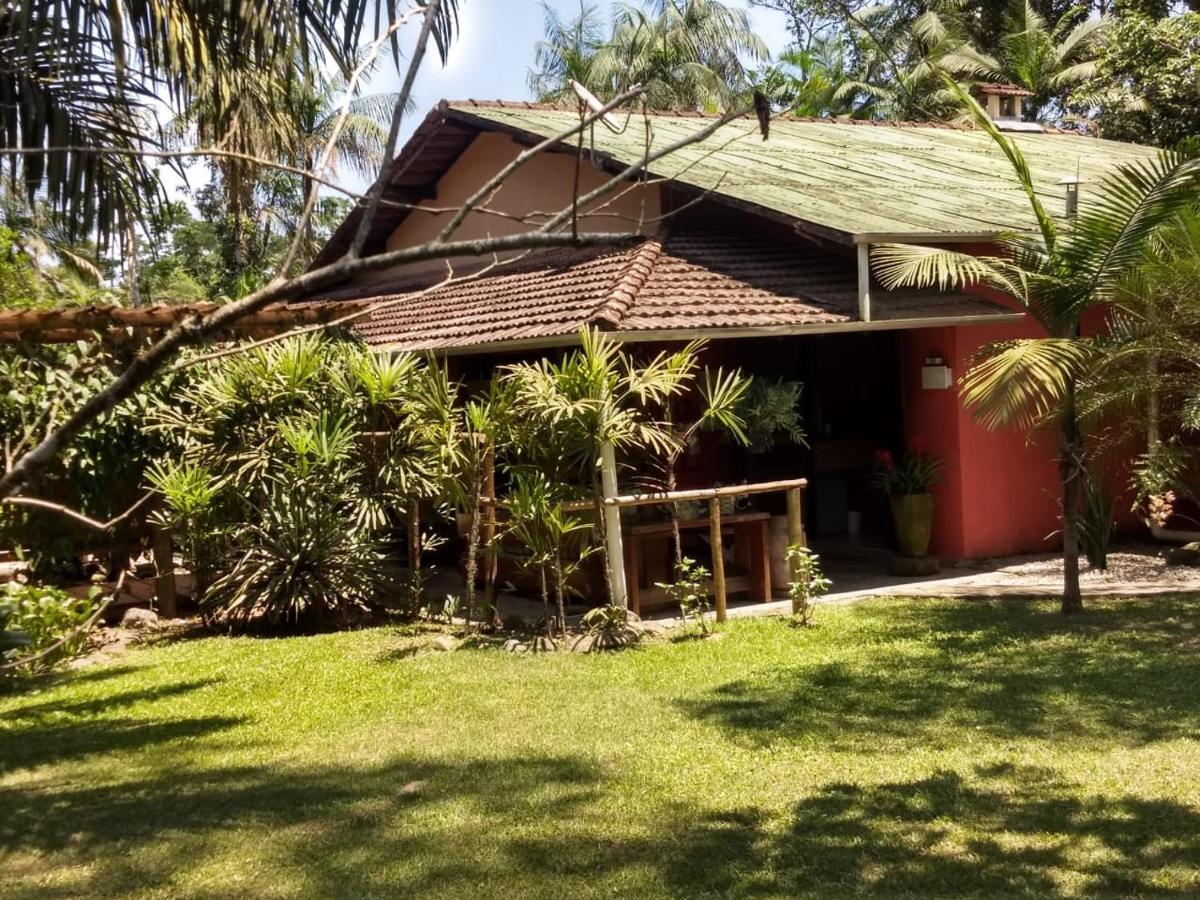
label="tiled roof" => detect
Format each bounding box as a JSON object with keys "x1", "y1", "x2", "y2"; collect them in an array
[
  {"x1": 442, "y1": 101, "x2": 1157, "y2": 241},
  {"x1": 310, "y1": 232, "x2": 1019, "y2": 352},
  {"x1": 973, "y1": 83, "x2": 1035, "y2": 97}
]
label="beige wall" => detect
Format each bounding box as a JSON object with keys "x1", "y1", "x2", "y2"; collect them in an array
[{"x1": 356, "y1": 130, "x2": 661, "y2": 284}]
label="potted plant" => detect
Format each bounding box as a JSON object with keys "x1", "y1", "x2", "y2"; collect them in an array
[{"x1": 870, "y1": 441, "x2": 943, "y2": 558}]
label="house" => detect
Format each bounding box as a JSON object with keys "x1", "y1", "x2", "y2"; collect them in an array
[{"x1": 305, "y1": 99, "x2": 1158, "y2": 563}]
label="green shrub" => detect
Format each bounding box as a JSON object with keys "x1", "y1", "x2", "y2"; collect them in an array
[
  {"x1": 786, "y1": 545, "x2": 830, "y2": 627},
  {"x1": 574, "y1": 605, "x2": 644, "y2": 651},
  {"x1": 150, "y1": 336, "x2": 445, "y2": 632},
  {"x1": 0, "y1": 581, "x2": 102, "y2": 673},
  {"x1": 657, "y1": 557, "x2": 712, "y2": 635}
]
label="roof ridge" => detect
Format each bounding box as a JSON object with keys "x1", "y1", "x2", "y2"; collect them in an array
[{"x1": 589, "y1": 239, "x2": 664, "y2": 329}]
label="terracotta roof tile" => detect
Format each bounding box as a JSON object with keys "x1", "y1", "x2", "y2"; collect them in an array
[{"x1": 306, "y1": 231, "x2": 1016, "y2": 351}]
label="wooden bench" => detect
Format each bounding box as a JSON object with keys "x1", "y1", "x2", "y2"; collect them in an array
[{"x1": 622, "y1": 512, "x2": 772, "y2": 615}]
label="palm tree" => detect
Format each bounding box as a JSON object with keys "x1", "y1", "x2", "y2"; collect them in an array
[
  {"x1": 289, "y1": 68, "x2": 398, "y2": 259},
  {"x1": 175, "y1": 54, "x2": 397, "y2": 275},
  {"x1": 872, "y1": 83, "x2": 1200, "y2": 614},
  {"x1": 532, "y1": 0, "x2": 767, "y2": 111},
  {"x1": 597, "y1": 0, "x2": 769, "y2": 111},
  {"x1": 0, "y1": 0, "x2": 459, "y2": 245},
  {"x1": 753, "y1": 40, "x2": 852, "y2": 116},
  {"x1": 529, "y1": 2, "x2": 607, "y2": 103},
  {"x1": 976, "y1": 0, "x2": 1109, "y2": 121},
  {"x1": 1079, "y1": 211, "x2": 1200, "y2": 525},
  {"x1": 835, "y1": 6, "x2": 992, "y2": 120}
]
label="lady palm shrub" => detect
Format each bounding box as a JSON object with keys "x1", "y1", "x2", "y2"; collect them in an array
[{"x1": 151, "y1": 336, "x2": 446, "y2": 631}]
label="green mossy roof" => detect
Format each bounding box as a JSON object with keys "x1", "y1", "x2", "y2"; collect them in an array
[{"x1": 448, "y1": 103, "x2": 1160, "y2": 241}]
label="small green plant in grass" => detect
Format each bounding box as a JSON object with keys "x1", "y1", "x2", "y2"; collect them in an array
[
  {"x1": 574, "y1": 605, "x2": 644, "y2": 651},
  {"x1": 786, "y1": 545, "x2": 830, "y2": 627},
  {"x1": 657, "y1": 557, "x2": 712, "y2": 635},
  {"x1": 0, "y1": 581, "x2": 103, "y2": 674}
]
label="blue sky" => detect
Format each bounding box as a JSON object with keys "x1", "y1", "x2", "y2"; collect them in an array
[{"x1": 373, "y1": 0, "x2": 793, "y2": 143}]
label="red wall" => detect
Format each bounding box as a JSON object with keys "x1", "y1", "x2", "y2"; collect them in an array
[{"x1": 901, "y1": 320, "x2": 1061, "y2": 559}]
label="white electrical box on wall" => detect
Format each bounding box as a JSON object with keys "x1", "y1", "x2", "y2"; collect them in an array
[{"x1": 921, "y1": 363, "x2": 953, "y2": 390}]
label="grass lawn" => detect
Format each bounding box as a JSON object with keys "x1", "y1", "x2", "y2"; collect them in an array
[{"x1": 3, "y1": 596, "x2": 1200, "y2": 898}]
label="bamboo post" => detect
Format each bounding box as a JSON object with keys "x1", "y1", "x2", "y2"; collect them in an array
[
  {"x1": 786, "y1": 486, "x2": 805, "y2": 614},
  {"x1": 600, "y1": 441, "x2": 629, "y2": 609},
  {"x1": 708, "y1": 497, "x2": 726, "y2": 623},
  {"x1": 151, "y1": 527, "x2": 177, "y2": 618}
]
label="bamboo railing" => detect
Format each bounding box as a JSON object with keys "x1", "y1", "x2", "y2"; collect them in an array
[{"x1": 482, "y1": 476, "x2": 808, "y2": 623}]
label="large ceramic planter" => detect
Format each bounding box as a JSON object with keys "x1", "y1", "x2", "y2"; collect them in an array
[{"x1": 889, "y1": 492, "x2": 934, "y2": 558}]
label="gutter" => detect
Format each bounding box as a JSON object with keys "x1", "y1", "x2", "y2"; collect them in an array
[{"x1": 374, "y1": 310, "x2": 1026, "y2": 357}]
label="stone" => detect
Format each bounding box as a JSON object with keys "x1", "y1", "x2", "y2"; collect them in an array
[
  {"x1": 502, "y1": 639, "x2": 522, "y2": 653},
  {"x1": 529, "y1": 635, "x2": 557, "y2": 653},
  {"x1": 1166, "y1": 542, "x2": 1200, "y2": 568},
  {"x1": 120, "y1": 607, "x2": 159, "y2": 629},
  {"x1": 889, "y1": 555, "x2": 941, "y2": 577},
  {"x1": 431, "y1": 635, "x2": 459, "y2": 652},
  {"x1": 570, "y1": 633, "x2": 598, "y2": 654}
]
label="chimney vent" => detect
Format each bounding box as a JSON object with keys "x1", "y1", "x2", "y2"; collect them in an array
[
  {"x1": 1058, "y1": 175, "x2": 1084, "y2": 218},
  {"x1": 970, "y1": 83, "x2": 1042, "y2": 133}
]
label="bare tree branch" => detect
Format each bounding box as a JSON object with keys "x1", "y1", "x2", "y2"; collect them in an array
[
  {"x1": 351, "y1": 0, "x2": 445, "y2": 258},
  {"x1": 3, "y1": 490, "x2": 155, "y2": 532}
]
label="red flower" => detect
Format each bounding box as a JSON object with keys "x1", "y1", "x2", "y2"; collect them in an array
[
  {"x1": 909, "y1": 435, "x2": 928, "y2": 456},
  {"x1": 874, "y1": 449, "x2": 895, "y2": 470}
]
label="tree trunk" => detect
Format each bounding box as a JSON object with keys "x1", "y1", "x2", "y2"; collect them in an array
[
  {"x1": 553, "y1": 554, "x2": 567, "y2": 640},
  {"x1": 302, "y1": 155, "x2": 316, "y2": 266},
  {"x1": 1059, "y1": 385, "x2": 1084, "y2": 615},
  {"x1": 463, "y1": 468, "x2": 484, "y2": 633},
  {"x1": 540, "y1": 565, "x2": 551, "y2": 638}
]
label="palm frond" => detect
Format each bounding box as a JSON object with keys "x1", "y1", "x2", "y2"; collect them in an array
[
  {"x1": 962, "y1": 337, "x2": 1094, "y2": 431},
  {"x1": 871, "y1": 243, "x2": 1022, "y2": 296}
]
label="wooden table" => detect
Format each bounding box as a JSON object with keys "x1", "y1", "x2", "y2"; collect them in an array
[{"x1": 623, "y1": 512, "x2": 772, "y2": 614}]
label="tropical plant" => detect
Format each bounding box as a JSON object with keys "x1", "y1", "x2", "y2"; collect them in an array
[
  {"x1": 1, "y1": 341, "x2": 185, "y2": 579},
  {"x1": 872, "y1": 80, "x2": 1200, "y2": 613},
  {"x1": 150, "y1": 335, "x2": 447, "y2": 631},
  {"x1": 201, "y1": 480, "x2": 388, "y2": 629},
  {"x1": 975, "y1": 0, "x2": 1108, "y2": 122},
  {"x1": 737, "y1": 377, "x2": 807, "y2": 452},
  {"x1": 531, "y1": 0, "x2": 767, "y2": 111},
  {"x1": 529, "y1": 1, "x2": 607, "y2": 102},
  {"x1": 502, "y1": 328, "x2": 703, "y2": 604},
  {"x1": 657, "y1": 556, "x2": 712, "y2": 634},
  {"x1": 0, "y1": 581, "x2": 103, "y2": 674},
  {"x1": 658, "y1": 366, "x2": 749, "y2": 565},
  {"x1": 1077, "y1": 468, "x2": 1114, "y2": 570},
  {"x1": 786, "y1": 543, "x2": 829, "y2": 625},
  {"x1": 574, "y1": 603, "x2": 645, "y2": 650},
  {"x1": 1070, "y1": 12, "x2": 1200, "y2": 147},
  {"x1": 869, "y1": 444, "x2": 943, "y2": 496},
  {"x1": 753, "y1": 40, "x2": 852, "y2": 115},
  {"x1": 176, "y1": 52, "x2": 397, "y2": 269},
  {"x1": 0, "y1": 0, "x2": 460, "y2": 245},
  {"x1": 504, "y1": 471, "x2": 597, "y2": 640},
  {"x1": 832, "y1": 3, "x2": 992, "y2": 121}
]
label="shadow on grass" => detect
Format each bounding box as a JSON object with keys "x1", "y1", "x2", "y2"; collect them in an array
[
  {"x1": 0, "y1": 678, "x2": 238, "y2": 772},
  {"x1": 5, "y1": 752, "x2": 1197, "y2": 897},
  {"x1": 775, "y1": 762, "x2": 1200, "y2": 897},
  {"x1": 682, "y1": 596, "x2": 1200, "y2": 748}
]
